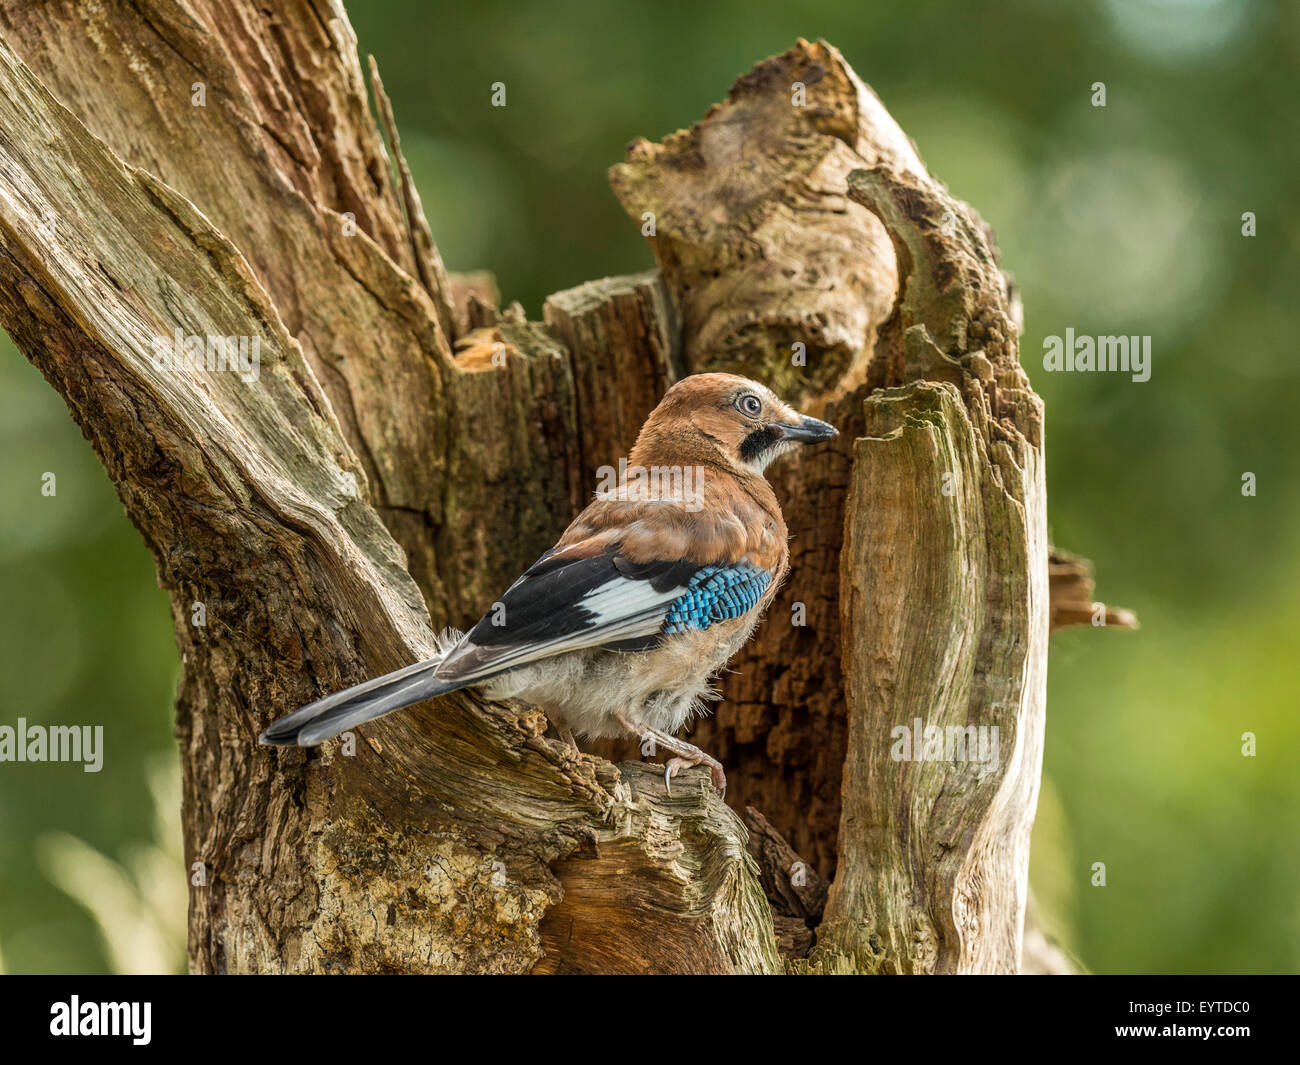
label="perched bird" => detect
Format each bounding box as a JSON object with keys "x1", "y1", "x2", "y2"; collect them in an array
[{"x1": 260, "y1": 373, "x2": 837, "y2": 793}]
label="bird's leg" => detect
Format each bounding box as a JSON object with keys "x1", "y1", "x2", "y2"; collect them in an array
[
  {"x1": 613, "y1": 710, "x2": 726, "y2": 796},
  {"x1": 557, "y1": 725, "x2": 581, "y2": 755}
]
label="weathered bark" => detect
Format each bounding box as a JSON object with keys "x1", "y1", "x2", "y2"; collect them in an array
[
  {"x1": 742, "y1": 807, "x2": 829, "y2": 958},
  {"x1": 0, "y1": 2, "x2": 775, "y2": 975},
  {"x1": 0, "y1": 6, "x2": 1126, "y2": 974}
]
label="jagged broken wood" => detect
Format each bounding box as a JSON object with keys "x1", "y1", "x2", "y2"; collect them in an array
[{"x1": 0, "y1": 8, "x2": 775, "y2": 975}]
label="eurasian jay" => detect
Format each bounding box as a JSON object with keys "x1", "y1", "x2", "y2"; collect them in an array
[{"x1": 260, "y1": 372, "x2": 837, "y2": 793}]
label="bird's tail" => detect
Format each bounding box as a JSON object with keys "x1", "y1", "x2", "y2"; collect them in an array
[{"x1": 259, "y1": 640, "x2": 470, "y2": 747}]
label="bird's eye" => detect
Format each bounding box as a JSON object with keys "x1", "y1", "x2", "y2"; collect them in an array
[{"x1": 739, "y1": 395, "x2": 762, "y2": 417}]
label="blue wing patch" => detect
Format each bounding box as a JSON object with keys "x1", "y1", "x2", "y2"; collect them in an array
[
  {"x1": 437, "y1": 552, "x2": 774, "y2": 675},
  {"x1": 662, "y1": 562, "x2": 772, "y2": 634}
]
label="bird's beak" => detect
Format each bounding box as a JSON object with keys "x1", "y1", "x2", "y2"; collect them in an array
[{"x1": 773, "y1": 414, "x2": 839, "y2": 443}]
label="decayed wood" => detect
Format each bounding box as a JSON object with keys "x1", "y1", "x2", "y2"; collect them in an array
[
  {"x1": 810, "y1": 165, "x2": 1049, "y2": 973},
  {"x1": 0, "y1": 18, "x2": 777, "y2": 974},
  {"x1": 610, "y1": 39, "x2": 919, "y2": 402},
  {"x1": 742, "y1": 807, "x2": 828, "y2": 958},
  {"x1": 0, "y1": 0, "x2": 591, "y2": 634},
  {"x1": 534, "y1": 766, "x2": 780, "y2": 975},
  {"x1": 543, "y1": 271, "x2": 684, "y2": 492},
  {"x1": 0, "y1": 1, "x2": 1129, "y2": 974},
  {"x1": 1049, "y1": 547, "x2": 1138, "y2": 632},
  {"x1": 368, "y1": 55, "x2": 461, "y2": 346}
]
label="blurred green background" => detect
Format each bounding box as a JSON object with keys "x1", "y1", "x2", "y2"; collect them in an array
[{"x1": 1, "y1": 0, "x2": 1296, "y2": 974}]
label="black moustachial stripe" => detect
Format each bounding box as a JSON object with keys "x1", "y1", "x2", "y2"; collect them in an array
[{"x1": 740, "y1": 426, "x2": 780, "y2": 462}]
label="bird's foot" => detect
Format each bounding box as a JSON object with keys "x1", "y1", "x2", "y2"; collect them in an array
[
  {"x1": 664, "y1": 753, "x2": 726, "y2": 797},
  {"x1": 613, "y1": 710, "x2": 726, "y2": 796},
  {"x1": 558, "y1": 725, "x2": 581, "y2": 756}
]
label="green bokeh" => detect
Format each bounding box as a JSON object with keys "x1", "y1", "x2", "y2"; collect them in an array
[{"x1": 1, "y1": 0, "x2": 1296, "y2": 973}]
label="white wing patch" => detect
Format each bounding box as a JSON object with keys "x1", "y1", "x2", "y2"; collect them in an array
[
  {"x1": 433, "y1": 572, "x2": 690, "y2": 683},
  {"x1": 578, "y1": 576, "x2": 683, "y2": 627}
]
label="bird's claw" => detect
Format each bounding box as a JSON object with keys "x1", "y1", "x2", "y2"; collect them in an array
[
  {"x1": 615, "y1": 711, "x2": 726, "y2": 798},
  {"x1": 664, "y1": 756, "x2": 726, "y2": 798}
]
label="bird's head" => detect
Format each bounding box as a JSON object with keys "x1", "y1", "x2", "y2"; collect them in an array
[{"x1": 633, "y1": 373, "x2": 839, "y2": 477}]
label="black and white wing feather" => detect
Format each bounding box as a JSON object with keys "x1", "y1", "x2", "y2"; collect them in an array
[{"x1": 431, "y1": 550, "x2": 700, "y2": 683}]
